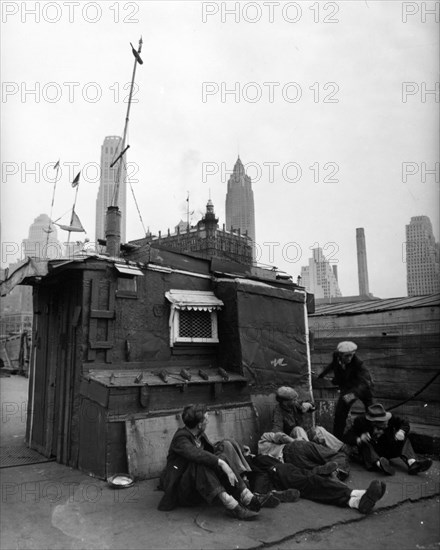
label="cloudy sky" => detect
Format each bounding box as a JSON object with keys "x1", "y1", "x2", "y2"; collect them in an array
[{"x1": 1, "y1": 0, "x2": 439, "y2": 298}]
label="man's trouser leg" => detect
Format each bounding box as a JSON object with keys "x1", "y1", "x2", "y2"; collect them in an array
[
  {"x1": 376, "y1": 436, "x2": 416, "y2": 463},
  {"x1": 177, "y1": 462, "x2": 225, "y2": 506},
  {"x1": 313, "y1": 426, "x2": 344, "y2": 452},
  {"x1": 333, "y1": 396, "x2": 351, "y2": 440},
  {"x1": 270, "y1": 463, "x2": 351, "y2": 507},
  {"x1": 357, "y1": 441, "x2": 381, "y2": 470}
]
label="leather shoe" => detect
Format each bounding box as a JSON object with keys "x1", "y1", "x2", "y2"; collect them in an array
[
  {"x1": 227, "y1": 504, "x2": 259, "y2": 520},
  {"x1": 271, "y1": 489, "x2": 301, "y2": 503},
  {"x1": 358, "y1": 480, "x2": 386, "y2": 514},
  {"x1": 408, "y1": 458, "x2": 432, "y2": 475},
  {"x1": 248, "y1": 492, "x2": 280, "y2": 511},
  {"x1": 378, "y1": 457, "x2": 395, "y2": 475}
]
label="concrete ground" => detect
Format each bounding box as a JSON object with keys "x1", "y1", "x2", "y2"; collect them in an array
[{"x1": 1, "y1": 374, "x2": 439, "y2": 550}]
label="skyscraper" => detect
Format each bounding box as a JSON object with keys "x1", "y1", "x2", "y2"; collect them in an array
[
  {"x1": 406, "y1": 215, "x2": 440, "y2": 296},
  {"x1": 22, "y1": 213, "x2": 62, "y2": 260},
  {"x1": 225, "y1": 157, "x2": 256, "y2": 254},
  {"x1": 356, "y1": 228, "x2": 371, "y2": 297},
  {"x1": 300, "y1": 248, "x2": 342, "y2": 300},
  {"x1": 95, "y1": 136, "x2": 127, "y2": 243}
]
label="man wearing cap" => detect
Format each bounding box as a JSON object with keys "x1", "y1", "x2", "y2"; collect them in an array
[
  {"x1": 343, "y1": 403, "x2": 432, "y2": 476},
  {"x1": 272, "y1": 386, "x2": 316, "y2": 436},
  {"x1": 318, "y1": 341, "x2": 373, "y2": 439}
]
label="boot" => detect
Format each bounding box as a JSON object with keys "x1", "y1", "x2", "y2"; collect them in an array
[
  {"x1": 227, "y1": 504, "x2": 259, "y2": 520},
  {"x1": 358, "y1": 480, "x2": 386, "y2": 514},
  {"x1": 248, "y1": 492, "x2": 280, "y2": 511},
  {"x1": 408, "y1": 458, "x2": 432, "y2": 475}
]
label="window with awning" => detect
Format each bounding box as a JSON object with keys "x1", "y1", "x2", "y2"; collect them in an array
[{"x1": 165, "y1": 290, "x2": 224, "y2": 346}]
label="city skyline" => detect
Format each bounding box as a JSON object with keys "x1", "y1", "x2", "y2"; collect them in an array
[{"x1": 2, "y1": 2, "x2": 438, "y2": 299}]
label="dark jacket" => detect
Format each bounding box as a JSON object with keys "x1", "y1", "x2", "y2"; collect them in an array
[
  {"x1": 272, "y1": 402, "x2": 304, "y2": 435},
  {"x1": 158, "y1": 427, "x2": 219, "y2": 511},
  {"x1": 318, "y1": 354, "x2": 373, "y2": 401},
  {"x1": 343, "y1": 413, "x2": 410, "y2": 447}
]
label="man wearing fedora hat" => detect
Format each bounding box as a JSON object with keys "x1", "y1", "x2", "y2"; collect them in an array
[
  {"x1": 318, "y1": 341, "x2": 374, "y2": 439},
  {"x1": 343, "y1": 403, "x2": 432, "y2": 476}
]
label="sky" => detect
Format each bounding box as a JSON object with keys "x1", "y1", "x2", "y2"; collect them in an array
[{"x1": 1, "y1": 0, "x2": 439, "y2": 298}]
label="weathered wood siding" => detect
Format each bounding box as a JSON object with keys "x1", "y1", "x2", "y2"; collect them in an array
[{"x1": 309, "y1": 304, "x2": 440, "y2": 428}]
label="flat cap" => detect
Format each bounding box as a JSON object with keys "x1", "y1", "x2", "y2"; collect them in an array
[
  {"x1": 276, "y1": 386, "x2": 298, "y2": 400},
  {"x1": 336, "y1": 341, "x2": 357, "y2": 353}
]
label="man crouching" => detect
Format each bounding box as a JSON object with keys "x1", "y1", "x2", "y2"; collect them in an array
[{"x1": 158, "y1": 404, "x2": 279, "y2": 520}]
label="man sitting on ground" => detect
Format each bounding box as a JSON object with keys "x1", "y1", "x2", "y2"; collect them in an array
[
  {"x1": 343, "y1": 403, "x2": 432, "y2": 476},
  {"x1": 157, "y1": 404, "x2": 284, "y2": 520}
]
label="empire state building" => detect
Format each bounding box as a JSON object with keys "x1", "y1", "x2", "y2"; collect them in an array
[{"x1": 225, "y1": 157, "x2": 256, "y2": 256}]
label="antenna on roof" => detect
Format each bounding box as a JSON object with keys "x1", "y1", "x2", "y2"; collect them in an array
[{"x1": 111, "y1": 36, "x2": 143, "y2": 207}]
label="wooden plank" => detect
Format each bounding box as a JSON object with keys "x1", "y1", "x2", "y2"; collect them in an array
[
  {"x1": 78, "y1": 398, "x2": 107, "y2": 478},
  {"x1": 106, "y1": 422, "x2": 128, "y2": 476}
]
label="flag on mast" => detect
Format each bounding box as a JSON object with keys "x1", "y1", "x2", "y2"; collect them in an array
[
  {"x1": 72, "y1": 172, "x2": 80, "y2": 188},
  {"x1": 55, "y1": 211, "x2": 85, "y2": 233},
  {"x1": 130, "y1": 42, "x2": 143, "y2": 64}
]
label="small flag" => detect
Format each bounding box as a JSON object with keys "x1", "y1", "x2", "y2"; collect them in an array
[
  {"x1": 72, "y1": 172, "x2": 80, "y2": 188},
  {"x1": 130, "y1": 42, "x2": 143, "y2": 65},
  {"x1": 54, "y1": 160, "x2": 60, "y2": 170}
]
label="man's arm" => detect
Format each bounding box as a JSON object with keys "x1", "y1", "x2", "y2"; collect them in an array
[{"x1": 170, "y1": 432, "x2": 219, "y2": 469}]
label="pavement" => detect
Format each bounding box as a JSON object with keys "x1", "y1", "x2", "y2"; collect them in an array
[{"x1": 1, "y1": 375, "x2": 439, "y2": 550}]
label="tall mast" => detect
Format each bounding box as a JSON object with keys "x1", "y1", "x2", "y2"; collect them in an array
[
  {"x1": 45, "y1": 160, "x2": 60, "y2": 248},
  {"x1": 111, "y1": 36, "x2": 143, "y2": 207}
]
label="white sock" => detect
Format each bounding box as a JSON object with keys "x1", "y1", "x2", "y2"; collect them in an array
[
  {"x1": 348, "y1": 489, "x2": 365, "y2": 509},
  {"x1": 240, "y1": 487, "x2": 254, "y2": 505},
  {"x1": 218, "y1": 491, "x2": 239, "y2": 510},
  {"x1": 407, "y1": 458, "x2": 416, "y2": 466}
]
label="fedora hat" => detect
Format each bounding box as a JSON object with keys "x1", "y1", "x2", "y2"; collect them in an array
[{"x1": 365, "y1": 404, "x2": 391, "y2": 422}]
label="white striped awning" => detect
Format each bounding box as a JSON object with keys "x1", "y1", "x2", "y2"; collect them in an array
[{"x1": 165, "y1": 290, "x2": 223, "y2": 311}]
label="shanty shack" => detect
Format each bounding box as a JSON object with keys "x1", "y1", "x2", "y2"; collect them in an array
[{"x1": 14, "y1": 239, "x2": 313, "y2": 480}]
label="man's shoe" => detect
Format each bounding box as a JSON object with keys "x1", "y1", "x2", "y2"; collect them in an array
[
  {"x1": 358, "y1": 480, "x2": 387, "y2": 514},
  {"x1": 316, "y1": 460, "x2": 339, "y2": 476},
  {"x1": 248, "y1": 492, "x2": 280, "y2": 511},
  {"x1": 408, "y1": 458, "x2": 432, "y2": 475},
  {"x1": 378, "y1": 457, "x2": 395, "y2": 475},
  {"x1": 336, "y1": 468, "x2": 350, "y2": 481},
  {"x1": 227, "y1": 504, "x2": 259, "y2": 520},
  {"x1": 271, "y1": 488, "x2": 301, "y2": 503}
]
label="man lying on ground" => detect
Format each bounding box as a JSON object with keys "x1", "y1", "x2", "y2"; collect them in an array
[
  {"x1": 258, "y1": 431, "x2": 350, "y2": 481},
  {"x1": 157, "y1": 404, "x2": 293, "y2": 521},
  {"x1": 247, "y1": 434, "x2": 386, "y2": 515}
]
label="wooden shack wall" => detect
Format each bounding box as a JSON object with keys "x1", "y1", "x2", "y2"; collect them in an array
[
  {"x1": 26, "y1": 272, "x2": 83, "y2": 467},
  {"x1": 308, "y1": 305, "x2": 440, "y2": 427},
  {"x1": 81, "y1": 263, "x2": 217, "y2": 368}
]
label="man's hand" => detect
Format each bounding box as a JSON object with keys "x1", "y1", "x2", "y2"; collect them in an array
[
  {"x1": 357, "y1": 432, "x2": 371, "y2": 445},
  {"x1": 395, "y1": 429, "x2": 405, "y2": 441},
  {"x1": 342, "y1": 392, "x2": 356, "y2": 403},
  {"x1": 301, "y1": 402, "x2": 315, "y2": 412},
  {"x1": 218, "y1": 459, "x2": 238, "y2": 486}
]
